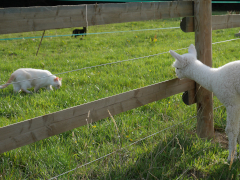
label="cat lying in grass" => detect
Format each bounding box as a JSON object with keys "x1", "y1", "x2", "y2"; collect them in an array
[
  {"x1": 170, "y1": 44, "x2": 240, "y2": 162},
  {"x1": 0, "y1": 68, "x2": 62, "y2": 94}
]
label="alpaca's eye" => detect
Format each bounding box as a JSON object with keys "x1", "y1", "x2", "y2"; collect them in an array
[{"x1": 176, "y1": 68, "x2": 179, "y2": 70}]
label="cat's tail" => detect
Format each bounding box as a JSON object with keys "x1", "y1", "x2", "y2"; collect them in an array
[{"x1": 0, "y1": 74, "x2": 15, "y2": 89}]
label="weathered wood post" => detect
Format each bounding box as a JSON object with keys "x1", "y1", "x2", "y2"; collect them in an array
[{"x1": 194, "y1": 0, "x2": 214, "y2": 138}]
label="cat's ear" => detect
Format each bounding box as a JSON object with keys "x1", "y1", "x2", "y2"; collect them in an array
[
  {"x1": 169, "y1": 50, "x2": 184, "y2": 63},
  {"x1": 54, "y1": 77, "x2": 59, "y2": 82},
  {"x1": 54, "y1": 77, "x2": 62, "y2": 82},
  {"x1": 188, "y1": 44, "x2": 197, "y2": 57}
]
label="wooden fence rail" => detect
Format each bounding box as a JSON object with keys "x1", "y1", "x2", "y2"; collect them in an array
[
  {"x1": 0, "y1": 1, "x2": 193, "y2": 34},
  {"x1": 0, "y1": 78, "x2": 195, "y2": 153},
  {"x1": 181, "y1": 14, "x2": 240, "y2": 32}
]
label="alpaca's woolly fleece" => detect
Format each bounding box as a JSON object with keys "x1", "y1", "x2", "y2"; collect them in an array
[{"x1": 170, "y1": 44, "x2": 240, "y2": 161}]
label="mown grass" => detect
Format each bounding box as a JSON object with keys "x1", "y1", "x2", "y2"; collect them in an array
[{"x1": 0, "y1": 12, "x2": 240, "y2": 179}]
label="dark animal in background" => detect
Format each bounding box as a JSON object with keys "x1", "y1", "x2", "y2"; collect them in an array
[{"x1": 72, "y1": 27, "x2": 87, "y2": 38}]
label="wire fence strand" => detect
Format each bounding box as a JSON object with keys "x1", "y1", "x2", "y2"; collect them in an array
[
  {"x1": 0, "y1": 47, "x2": 187, "y2": 86},
  {"x1": 49, "y1": 112, "x2": 197, "y2": 180},
  {"x1": 1, "y1": 37, "x2": 239, "y2": 86},
  {"x1": 50, "y1": 104, "x2": 226, "y2": 179},
  {"x1": 0, "y1": 27, "x2": 180, "y2": 41}
]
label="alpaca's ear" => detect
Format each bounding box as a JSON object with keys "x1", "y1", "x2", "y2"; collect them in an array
[
  {"x1": 188, "y1": 44, "x2": 197, "y2": 57},
  {"x1": 169, "y1": 50, "x2": 184, "y2": 63}
]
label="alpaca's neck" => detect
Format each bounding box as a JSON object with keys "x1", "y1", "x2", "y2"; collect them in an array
[{"x1": 186, "y1": 61, "x2": 215, "y2": 92}]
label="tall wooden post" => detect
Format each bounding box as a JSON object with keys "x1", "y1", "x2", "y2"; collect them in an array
[{"x1": 194, "y1": 0, "x2": 214, "y2": 138}]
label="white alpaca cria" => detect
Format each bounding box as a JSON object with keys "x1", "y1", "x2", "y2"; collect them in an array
[
  {"x1": 0, "y1": 68, "x2": 62, "y2": 94},
  {"x1": 170, "y1": 44, "x2": 240, "y2": 161}
]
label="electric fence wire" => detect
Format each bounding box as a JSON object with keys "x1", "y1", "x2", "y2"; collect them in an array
[
  {"x1": 212, "y1": 38, "x2": 240, "y2": 44},
  {"x1": 164, "y1": 105, "x2": 224, "y2": 180},
  {"x1": 0, "y1": 47, "x2": 188, "y2": 85},
  {"x1": 49, "y1": 112, "x2": 198, "y2": 180},
  {"x1": 48, "y1": 99, "x2": 223, "y2": 179},
  {"x1": 0, "y1": 27, "x2": 179, "y2": 41},
  {"x1": 2, "y1": 37, "x2": 240, "y2": 86},
  {"x1": 50, "y1": 104, "x2": 222, "y2": 179}
]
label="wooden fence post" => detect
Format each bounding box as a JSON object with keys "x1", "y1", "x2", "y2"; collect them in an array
[{"x1": 194, "y1": 0, "x2": 214, "y2": 138}]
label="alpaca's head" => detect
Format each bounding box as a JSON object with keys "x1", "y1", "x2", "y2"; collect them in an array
[{"x1": 170, "y1": 44, "x2": 197, "y2": 79}]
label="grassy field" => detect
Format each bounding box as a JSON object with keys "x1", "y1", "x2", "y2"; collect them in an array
[{"x1": 0, "y1": 11, "x2": 240, "y2": 179}]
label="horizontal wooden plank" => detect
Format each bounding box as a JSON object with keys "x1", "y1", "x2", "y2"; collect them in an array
[
  {"x1": 0, "y1": 1, "x2": 193, "y2": 34},
  {"x1": 0, "y1": 78, "x2": 195, "y2": 153},
  {"x1": 180, "y1": 14, "x2": 240, "y2": 32},
  {"x1": 213, "y1": 14, "x2": 240, "y2": 30}
]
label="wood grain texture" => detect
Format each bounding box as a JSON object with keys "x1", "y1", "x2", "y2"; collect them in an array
[
  {"x1": 0, "y1": 78, "x2": 195, "y2": 153},
  {"x1": 181, "y1": 14, "x2": 240, "y2": 32},
  {"x1": 0, "y1": 1, "x2": 193, "y2": 34},
  {"x1": 194, "y1": 0, "x2": 214, "y2": 139}
]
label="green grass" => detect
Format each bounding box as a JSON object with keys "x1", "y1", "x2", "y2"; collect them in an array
[{"x1": 0, "y1": 12, "x2": 240, "y2": 179}]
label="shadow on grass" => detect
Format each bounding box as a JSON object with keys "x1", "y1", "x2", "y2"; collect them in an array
[{"x1": 92, "y1": 131, "x2": 240, "y2": 180}]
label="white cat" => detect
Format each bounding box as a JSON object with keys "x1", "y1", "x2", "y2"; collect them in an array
[
  {"x1": 0, "y1": 68, "x2": 62, "y2": 93},
  {"x1": 170, "y1": 44, "x2": 240, "y2": 162}
]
